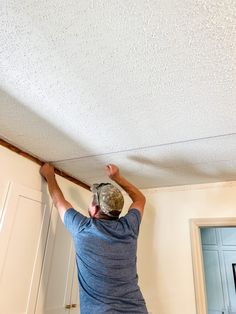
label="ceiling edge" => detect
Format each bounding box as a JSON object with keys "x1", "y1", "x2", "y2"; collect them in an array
[{"x1": 0, "y1": 137, "x2": 91, "y2": 191}]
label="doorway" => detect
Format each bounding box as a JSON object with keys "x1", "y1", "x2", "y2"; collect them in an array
[
  {"x1": 190, "y1": 218, "x2": 236, "y2": 314},
  {"x1": 200, "y1": 227, "x2": 236, "y2": 314}
]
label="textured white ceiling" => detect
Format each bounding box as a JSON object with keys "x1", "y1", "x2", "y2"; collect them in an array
[{"x1": 0, "y1": 1, "x2": 236, "y2": 189}]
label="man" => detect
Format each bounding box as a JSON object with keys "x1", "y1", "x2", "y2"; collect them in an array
[{"x1": 40, "y1": 163, "x2": 148, "y2": 314}]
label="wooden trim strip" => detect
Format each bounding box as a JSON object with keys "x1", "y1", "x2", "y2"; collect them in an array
[{"x1": 0, "y1": 138, "x2": 91, "y2": 191}]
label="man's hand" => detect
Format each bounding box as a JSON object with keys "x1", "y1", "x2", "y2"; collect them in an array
[
  {"x1": 106, "y1": 164, "x2": 120, "y2": 180},
  {"x1": 39, "y1": 162, "x2": 72, "y2": 222},
  {"x1": 40, "y1": 163, "x2": 55, "y2": 181},
  {"x1": 105, "y1": 163, "x2": 146, "y2": 216}
]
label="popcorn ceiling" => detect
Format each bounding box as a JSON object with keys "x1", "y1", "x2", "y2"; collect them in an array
[{"x1": 0, "y1": 0, "x2": 235, "y2": 188}]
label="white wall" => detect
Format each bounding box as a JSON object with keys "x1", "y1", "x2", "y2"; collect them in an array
[
  {"x1": 0, "y1": 145, "x2": 91, "y2": 214},
  {"x1": 136, "y1": 182, "x2": 236, "y2": 314}
]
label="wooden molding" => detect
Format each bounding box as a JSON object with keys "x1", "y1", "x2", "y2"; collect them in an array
[
  {"x1": 190, "y1": 220, "x2": 208, "y2": 314},
  {"x1": 0, "y1": 138, "x2": 91, "y2": 191}
]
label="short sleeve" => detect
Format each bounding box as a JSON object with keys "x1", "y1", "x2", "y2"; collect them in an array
[
  {"x1": 64, "y1": 208, "x2": 88, "y2": 235},
  {"x1": 122, "y1": 208, "x2": 142, "y2": 236}
]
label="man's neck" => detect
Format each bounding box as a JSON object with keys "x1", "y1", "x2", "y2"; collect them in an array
[{"x1": 96, "y1": 212, "x2": 118, "y2": 220}]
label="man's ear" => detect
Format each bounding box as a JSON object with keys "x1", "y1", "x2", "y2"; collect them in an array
[
  {"x1": 90, "y1": 205, "x2": 100, "y2": 218},
  {"x1": 94, "y1": 205, "x2": 100, "y2": 215}
]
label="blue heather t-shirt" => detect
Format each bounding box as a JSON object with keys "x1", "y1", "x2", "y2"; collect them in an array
[{"x1": 64, "y1": 208, "x2": 148, "y2": 314}]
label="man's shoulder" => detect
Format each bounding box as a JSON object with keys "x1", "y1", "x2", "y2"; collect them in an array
[
  {"x1": 64, "y1": 208, "x2": 89, "y2": 234},
  {"x1": 120, "y1": 208, "x2": 142, "y2": 220}
]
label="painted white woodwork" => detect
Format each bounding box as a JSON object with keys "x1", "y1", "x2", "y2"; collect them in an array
[
  {"x1": 35, "y1": 206, "x2": 79, "y2": 314},
  {"x1": 0, "y1": 146, "x2": 91, "y2": 314},
  {"x1": 70, "y1": 260, "x2": 80, "y2": 313},
  {"x1": 0, "y1": 180, "x2": 10, "y2": 230},
  {"x1": 0, "y1": 182, "x2": 50, "y2": 314}
]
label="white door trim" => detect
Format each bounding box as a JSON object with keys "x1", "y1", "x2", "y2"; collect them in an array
[{"x1": 190, "y1": 218, "x2": 236, "y2": 314}]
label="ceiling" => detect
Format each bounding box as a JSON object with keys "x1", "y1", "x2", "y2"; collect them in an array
[{"x1": 0, "y1": 1, "x2": 236, "y2": 189}]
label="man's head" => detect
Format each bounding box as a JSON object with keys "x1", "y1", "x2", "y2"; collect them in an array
[{"x1": 89, "y1": 183, "x2": 124, "y2": 219}]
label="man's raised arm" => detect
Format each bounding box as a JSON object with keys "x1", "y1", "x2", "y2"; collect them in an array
[
  {"x1": 40, "y1": 163, "x2": 72, "y2": 222},
  {"x1": 106, "y1": 164, "x2": 146, "y2": 216}
]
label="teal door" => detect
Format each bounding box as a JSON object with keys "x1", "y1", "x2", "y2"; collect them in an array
[{"x1": 201, "y1": 227, "x2": 236, "y2": 314}]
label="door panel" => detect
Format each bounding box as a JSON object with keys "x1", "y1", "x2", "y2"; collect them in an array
[
  {"x1": 0, "y1": 183, "x2": 50, "y2": 314},
  {"x1": 35, "y1": 206, "x2": 75, "y2": 314},
  {"x1": 209, "y1": 311, "x2": 228, "y2": 314},
  {"x1": 70, "y1": 259, "x2": 80, "y2": 313},
  {"x1": 220, "y1": 228, "x2": 236, "y2": 246},
  {"x1": 223, "y1": 251, "x2": 236, "y2": 312},
  {"x1": 0, "y1": 181, "x2": 10, "y2": 226},
  {"x1": 202, "y1": 249, "x2": 225, "y2": 311},
  {"x1": 201, "y1": 228, "x2": 217, "y2": 245}
]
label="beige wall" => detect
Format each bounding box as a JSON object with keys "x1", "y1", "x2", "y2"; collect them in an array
[
  {"x1": 135, "y1": 182, "x2": 236, "y2": 314},
  {"x1": 0, "y1": 145, "x2": 91, "y2": 214}
]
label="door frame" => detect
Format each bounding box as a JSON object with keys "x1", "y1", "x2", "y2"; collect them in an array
[{"x1": 190, "y1": 217, "x2": 236, "y2": 314}]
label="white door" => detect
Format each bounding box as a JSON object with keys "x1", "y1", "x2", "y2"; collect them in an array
[
  {"x1": 70, "y1": 259, "x2": 80, "y2": 313},
  {"x1": 0, "y1": 180, "x2": 10, "y2": 226},
  {"x1": 0, "y1": 182, "x2": 51, "y2": 314},
  {"x1": 35, "y1": 206, "x2": 79, "y2": 314}
]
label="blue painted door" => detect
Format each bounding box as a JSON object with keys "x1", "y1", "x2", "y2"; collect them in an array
[{"x1": 201, "y1": 227, "x2": 236, "y2": 314}]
